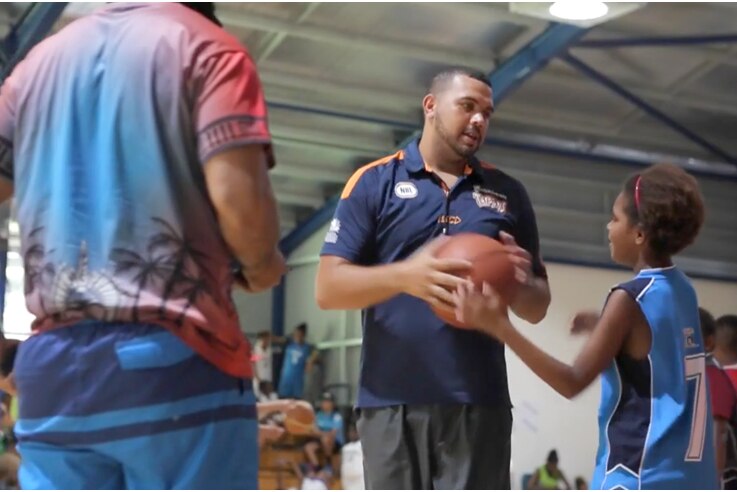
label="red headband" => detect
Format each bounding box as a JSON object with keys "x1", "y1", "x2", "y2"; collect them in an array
[{"x1": 634, "y1": 175, "x2": 642, "y2": 212}]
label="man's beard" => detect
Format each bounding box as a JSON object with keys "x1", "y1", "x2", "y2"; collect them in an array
[{"x1": 434, "y1": 114, "x2": 478, "y2": 159}]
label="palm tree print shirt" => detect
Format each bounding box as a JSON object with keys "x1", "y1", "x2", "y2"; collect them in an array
[{"x1": 0, "y1": 3, "x2": 275, "y2": 378}]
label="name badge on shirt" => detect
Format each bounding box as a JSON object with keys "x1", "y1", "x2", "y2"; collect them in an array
[{"x1": 472, "y1": 186, "x2": 508, "y2": 214}]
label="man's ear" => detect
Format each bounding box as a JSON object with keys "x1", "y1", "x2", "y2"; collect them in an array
[{"x1": 422, "y1": 93, "x2": 436, "y2": 119}]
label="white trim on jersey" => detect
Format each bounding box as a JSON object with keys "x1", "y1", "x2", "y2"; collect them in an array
[
  {"x1": 608, "y1": 463, "x2": 639, "y2": 477},
  {"x1": 633, "y1": 277, "x2": 655, "y2": 489},
  {"x1": 638, "y1": 355, "x2": 655, "y2": 489},
  {"x1": 603, "y1": 464, "x2": 637, "y2": 490},
  {"x1": 707, "y1": 353, "x2": 725, "y2": 370},
  {"x1": 638, "y1": 265, "x2": 676, "y2": 274},
  {"x1": 601, "y1": 360, "x2": 625, "y2": 489},
  {"x1": 635, "y1": 277, "x2": 656, "y2": 302}
]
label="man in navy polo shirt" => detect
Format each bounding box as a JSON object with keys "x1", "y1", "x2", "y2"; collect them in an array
[{"x1": 316, "y1": 67, "x2": 550, "y2": 489}]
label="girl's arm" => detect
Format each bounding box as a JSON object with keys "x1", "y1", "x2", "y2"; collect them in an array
[{"x1": 454, "y1": 284, "x2": 646, "y2": 399}]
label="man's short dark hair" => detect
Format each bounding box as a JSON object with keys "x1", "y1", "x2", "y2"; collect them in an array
[
  {"x1": 257, "y1": 330, "x2": 270, "y2": 339},
  {"x1": 429, "y1": 67, "x2": 491, "y2": 94},
  {"x1": 716, "y1": 315, "x2": 737, "y2": 355},
  {"x1": 718, "y1": 315, "x2": 737, "y2": 330},
  {"x1": 295, "y1": 322, "x2": 308, "y2": 335},
  {"x1": 699, "y1": 307, "x2": 716, "y2": 339},
  {"x1": 181, "y1": 2, "x2": 222, "y2": 26}
]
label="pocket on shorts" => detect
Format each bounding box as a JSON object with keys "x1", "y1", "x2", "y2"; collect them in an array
[{"x1": 114, "y1": 331, "x2": 194, "y2": 370}]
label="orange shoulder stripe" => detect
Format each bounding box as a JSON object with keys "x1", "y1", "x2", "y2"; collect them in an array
[{"x1": 340, "y1": 150, "x2": 404, "y2": 199}]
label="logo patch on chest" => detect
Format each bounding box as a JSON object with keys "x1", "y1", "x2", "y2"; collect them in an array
[
  {"x1": 394, "y1": 181, "x2": 418, "y2": 199},
  {"x1": 437, "y1": 215, "x2": 462, "y2": 225},
  {"x1": 683, "y1": 327, "x2": 697, "y2": 349},
  {"x1": 472, "y1": 186, "x2": 508, "y2": 214}
]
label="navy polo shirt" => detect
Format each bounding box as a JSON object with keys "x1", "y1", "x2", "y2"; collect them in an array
[{"x1": 320, "y1": 139, "x2": 546, "y2": 408}]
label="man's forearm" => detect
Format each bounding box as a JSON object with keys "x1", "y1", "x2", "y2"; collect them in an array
[
  {"x1": 316, "y1": 261, "x2": 408, "y2": 310},
  {"x1": 257, "y1": 400, "x2": 292, "y2": 419},
  {"x1": 510, "y1": 277, "x2": 550, "y2": 324},
  {"x1": 220, "y1": 192, "x2": 280, "y2": 271},
  {"x1": 204, "y1": 145, "x2": 280, "y2": 271}
]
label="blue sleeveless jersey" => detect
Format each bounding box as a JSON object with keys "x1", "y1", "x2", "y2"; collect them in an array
[{"x1": 592, "y1": 267, "x2": 718, "y2": 490}]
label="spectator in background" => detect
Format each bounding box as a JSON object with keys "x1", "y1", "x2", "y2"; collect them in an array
[
  {"x1": 305, "y1": 392, "x2": 344, "y2": 468},
  {"x1": 341, "y1": 424, "x2": 365, "y2": 490},
  {"x1": 290, "y1": 461, "x2": 333, "y2": 491},
  {"x1": 277, "y1": 323, "x2": 318, "y2": 399},
  {"x1": 703, "y1": 309, "x2": 737, "y2": 489},
  {"x1": 716, "y1": 315, "x2": 737, "y2": 390},
  {"x1": 303, "y1": 350, "x2": 324, "y2": 407},
  {"x1": 526, "y1": 450, "x2": 571, "y2": 490},
  {"x1": 574, "y1": 476, "x2": 588, "y2": 490},
  {"x1": 253, "y1": 331, "x2": 277, "y2": 401},
  {"x1": 0, "y1": 396, "x2": 18, "y2": 489}
]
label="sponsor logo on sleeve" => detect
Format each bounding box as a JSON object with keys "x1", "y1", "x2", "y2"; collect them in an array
[{"x1": 324, "y1": 218, "x2": 341, "y2": 244}]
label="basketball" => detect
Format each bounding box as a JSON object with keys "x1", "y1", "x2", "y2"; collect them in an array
[
  {"x1": 431, "y1": 233, "x2": 518, "y2": 328},
  {"x1": 283, "y1": 400, "x2": 316, "y2": 435}
]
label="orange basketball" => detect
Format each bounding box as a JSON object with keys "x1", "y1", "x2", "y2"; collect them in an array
[
  {"x1": 283, "y1": 400, "x2": 315, "y2": 435},
  {"x1": 431, "y1": 233, "x2": 518, "y2": 328}
]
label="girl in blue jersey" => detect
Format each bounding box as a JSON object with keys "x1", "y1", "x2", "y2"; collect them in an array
[{"x1": 454, "y1": 163, "x2": 718, "y2": 489}]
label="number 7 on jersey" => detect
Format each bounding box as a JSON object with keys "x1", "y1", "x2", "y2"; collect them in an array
[{"x1": 684, "y1": 354, "x2": 708, "y2": 462}]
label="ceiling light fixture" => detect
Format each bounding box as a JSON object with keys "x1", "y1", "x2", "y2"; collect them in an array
[{"x1": 549, "y1": 1, "x2": 609, "y2": 21}]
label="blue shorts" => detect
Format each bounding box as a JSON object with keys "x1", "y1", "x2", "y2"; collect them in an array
[
  {"x1": 14, "y1": 322, "x2": 257, "y2": 489},
  {"x1": 277, "y1": 373, "x2": 304, "y2": 399}
]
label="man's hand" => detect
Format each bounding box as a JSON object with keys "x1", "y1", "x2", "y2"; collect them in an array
[
  {"x1": 256, "y1": 398, "x2": 300, "y2": 419},
  {"x1": 238, "y1": 250, "x2": 287, "y2": 293},
  {"x1": 498, "y1": 232, "x2": 550, "y2": 324},
  {"x1": 258, "y1": 423, "x2": 286, "y2": 448},
  {"x1": 499, "y1": 231, "x2": 533, "y2": 288},
  {"x1": 400, "y1": 236, "x2": 473, "y2": 310}
]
